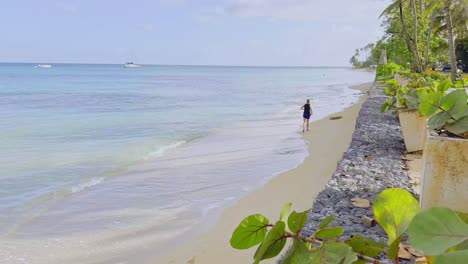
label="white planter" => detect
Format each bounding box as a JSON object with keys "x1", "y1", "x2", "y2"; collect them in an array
[
  {"x1": 420, "y1": 132, "x2": 468, "y2": 213},
  {"x1": 398, "y1": 110, "x2": 427, "y2": 152}
]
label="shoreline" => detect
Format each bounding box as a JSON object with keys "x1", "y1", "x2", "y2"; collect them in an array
[{"x1": 153, "y1": 82, "x2": 373, "y2": 264}]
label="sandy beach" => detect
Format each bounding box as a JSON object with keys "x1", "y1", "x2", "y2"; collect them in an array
[{"x1": 154, "y1": 82, "x2": 372, "y2": 264}]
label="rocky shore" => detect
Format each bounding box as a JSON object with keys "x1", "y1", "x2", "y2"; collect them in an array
[{"x1": 301, "y1": 82, "x2": 416, "y2": 252}]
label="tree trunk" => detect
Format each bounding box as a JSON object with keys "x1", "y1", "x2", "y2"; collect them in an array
[
  {"x1": 445, "y1": 0, "x2": 457, "y2": 81},
  {"x1": 400, "y1": 2, "x2": 420, "y2": 71},
  {"x1": 411, "y1": 0, "x2": 424, "y2": 72},
  {"x1": 424, "y1": 9, "x2": 439, "y2": 70}
]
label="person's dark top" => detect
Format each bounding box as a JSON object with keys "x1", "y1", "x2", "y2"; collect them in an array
[{"x1": 303, "y1": 103, "x2": 310, "y2": 114}]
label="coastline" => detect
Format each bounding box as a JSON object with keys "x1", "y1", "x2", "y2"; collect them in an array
[{"x1": 153, "y1": 82, "x2": 373, "y2": 264}]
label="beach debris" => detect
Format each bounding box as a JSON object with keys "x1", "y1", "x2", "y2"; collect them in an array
[
  {"x1": 330, "y1": 116, "x2": 343, "y2": 120},
  {"x1": 365, "y1": 154, "x2": 374, "y2": 161},
  {"x1": 401, "y1": 165, "x2": 410, "y2": 170},
  {"x1": 400, "y1": 155, "x2": 411, "y2": 161},
  {"x1": 404, "y1": 244, "x2": 424, "y2": 257},
  {"x1": 398, "y1": 244, "x2": 412, "y2": 260},
  {"x1": 186, "y1": 257, "x2": 196, "y2": 264},
  {"x1": 361, "y1": 215, "x2": 377, "y2": 227},
  {"x1": 415, "y1": 257, "x2": 429, "y2": 263},
  {"x1": 351, "y1": 198, "x2": 370, "y2": 208}
]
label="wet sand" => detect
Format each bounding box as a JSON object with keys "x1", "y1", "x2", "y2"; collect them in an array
[{"x1": 153, "y1": 82, "x2": 372, "y2": 264}]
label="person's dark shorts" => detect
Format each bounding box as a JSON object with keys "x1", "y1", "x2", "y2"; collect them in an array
[{"x1": 303, "y1": 112, "x2": 311, "y2": 119}]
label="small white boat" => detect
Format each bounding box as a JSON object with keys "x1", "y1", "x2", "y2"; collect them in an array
[
  {"x1": 124, "y1": 62, "x2": 141, "y2": 68},
  {"x1": 36, "y1": 64, "x2": 52, "y2": 68}
]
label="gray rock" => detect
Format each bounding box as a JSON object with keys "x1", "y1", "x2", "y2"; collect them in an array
[{"x1": 290, "y1": 83, "x2": 417, "y2": 264}]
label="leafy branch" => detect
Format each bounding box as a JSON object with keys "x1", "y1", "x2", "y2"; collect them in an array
[{"x1": 230, "y1": 188, "x2": 468, "y2": 263}]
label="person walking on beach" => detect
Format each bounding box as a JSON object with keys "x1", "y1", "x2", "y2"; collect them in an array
[{"x1": 301, "y1": 99, "x2": 312, "y2": 132}]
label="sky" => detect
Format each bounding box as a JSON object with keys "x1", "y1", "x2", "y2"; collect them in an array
[{"x1": 0, "y1": 0, "x2": 391, "y2": 66}]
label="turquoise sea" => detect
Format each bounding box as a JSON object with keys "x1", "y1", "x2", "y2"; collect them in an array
[{"x1": 0, "y1": 63, "x2": 374, "y2": 263}]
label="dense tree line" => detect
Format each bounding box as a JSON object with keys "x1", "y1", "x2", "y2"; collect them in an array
[{"x1": 351, "y1": 0, "x2": 468, "y2": 81}]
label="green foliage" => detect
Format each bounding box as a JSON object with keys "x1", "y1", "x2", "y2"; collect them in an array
[
  {"x1": 288, "y1": 210, "x2": 308, "y2": 234},
  {"x1": 419, "y1": 89, "x2": 468, "y2": 136},
  {"x1": 231, "y1": 189, "x2": 468, "y2": 263},
  {"x1": 377, "y1": 62, "x2": 402, "y2": 80},
  {"x1": 346, "y1": 235, "x2": 386, "y2": 258},
  {"x1": 373, "y1": 188, "x2": 420, "y2": 246},
  {"x1": 418, "y1": 90, "x2": 444, "y2": 115},
  {"x1": 230, "y1": 214, "x2": 270, "y2": 249},
  {"x1": 314, "y1": 227, "x2": 344, "y2": 239},
  {"x1": 254, "y1": 221, "x2": 287, "y2": 263},
  {"x1": 408, "y1": 207, "x2": 468, "y2": 255},
  {"x1": 308, "y1": 242, "x2": 357, "y2": 264},
  {"x1": 280, "y1": 203, "x2": 292, "y2": 222},
  {"x1": 318, "y1": 215, "x2": 334, "y2": 229},
  {"x1": 281, "y1": 240, "x2": 311, "y2": 264}
]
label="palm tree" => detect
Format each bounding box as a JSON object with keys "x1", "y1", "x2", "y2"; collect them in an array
[
  {"x1": 380, "y1": 0, "x2": 424, "y2": 72},
  {"x1": 445, "y1": 0, "x2": 458, "y2": 80}
]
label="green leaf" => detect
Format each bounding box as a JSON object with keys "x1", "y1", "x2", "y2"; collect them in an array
[
  {"x1": 346, "y1": 235, "x2": 385, "y2": 258},
  {"x1": 281, "y1": 240, "x2": 312, "y2": 264},
  {"x1": 419, "y1": 92, "x2": 443, "y2": 116},
  {"x1": 428, "y1": 111, "x2": 452, "y2": 130},
  {"x1": 288, "y1": 210, "x2": 308, "y2": 233},
  {"x1": 408, "y1": 207, "x2": 468, "y2": 255},
  {"x1": 446, "y1": 116, "x2": 468, "y2": 135},
  {"x1": 432, "y1": 250, "x2": 468, "y2": 264},
  {"x1": 373, "y1": 188, "x2": 420, "y2": 246},
  {"x1": 379, "y1": 0, "x2": 402, "y2": 18},
  {"x1": 440, "y1": 89, "x2": 468, "y2": 119},
  {"x1": 315, "y1": 227, "x2": 344, "y2": 239},
  {"x1": 309, "y1": 242, "x2": 357, "y2": 264},
  {"x1": 437, "y1": 79, "x2": 452, "y2": 92},
  {"x1": 318, "y1": 215, "x2": 335, "y2": 229},
  {"x1": 406, "y1": 90, "x2": 420, "y2": 109},
  {"x1": 387, "y1": 236, "x2": 401, "y2": 260},
  {"x1": 253, "y1": 221, "x2": 287, "y2": 263},
  {"x1": 280, "y1": 203, "x2": 292, "y2": 221},
  {"x1": 230, "y1": 214, "x2": 270, "y2": 249}
]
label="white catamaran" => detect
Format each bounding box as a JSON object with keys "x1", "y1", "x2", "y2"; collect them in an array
[
  {"x1": 124, "y1": 62, "x2": 141, "y2": 68},
  {"x1": 36, "y1": 64, "x2": 52, "y2": 68}
]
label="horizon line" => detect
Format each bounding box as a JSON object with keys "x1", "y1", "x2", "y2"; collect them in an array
[{"x1": 0, "y1": 61, "x2": 352, "y2": 68}]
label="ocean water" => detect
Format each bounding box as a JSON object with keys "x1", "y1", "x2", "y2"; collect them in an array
[{"x1": 0, "y1": 63, "x2": 374, "y2": 263}]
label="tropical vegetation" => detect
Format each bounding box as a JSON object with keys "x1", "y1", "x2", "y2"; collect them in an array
[
  {"x1": 230, "y1": 188, "x2": 468, "y2": 264},
  {"x1": 351, "y1": 0, "x2": 468, "y2": 81}
]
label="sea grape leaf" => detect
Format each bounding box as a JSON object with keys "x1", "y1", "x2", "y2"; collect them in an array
[
  {"x1": 230, "y1": 214, "x2": 270, "y2": 249},
  {"x1": 281, "y1": 240, "x2": 312, "y2": 264},
  {"x1": 253, "y1": 221, "x2": 287, "y2": 263},
  {"x1": 381, "y1": 98, "x2": 394, "y2": 112},
  {"x1": 446, "y1": 116, "x2": 468, "y2": 135},
  {"x1": 280, "y1": 203, "x2": 292, "y2": 222},
  {"x1": 419, "y1": 92, "x2": 443, "y2": 116},
  {"x1": 318, "y1": 215, "x2": 335, "y2": 229},
  {"x1": 288, "y1": 210, "x2": 308, "y2": 233},
  {"x1": 373, "y1": 188, "x2": 420, "y2": 246},
  {"x1": 346, "y1": 235, "x2": 385, "y2": 258},
  {"x1": 315, "y1": 227, "x2": 344, "y2": 239},
  {"x1": 440, "y1": 89, "x2": 468, "y2": 119},
  {"x1": 427, "y1": 111, "x2": 452, "y2": 130},
  {"x1": 309, "y1": 241, "x2": 357, "y2": 264},
  {"x1": 406, "y1": 90, "x2": 420, "y2": 109},
  {"x1": 432, "y1": 250, "x2": 468, "y2": 264},
  {"x1": 388, "y1": 236, "x2": 402, "y2": 260},
  {"x1": 408, "y1": 207, "x2": 468, "y2": 255},
  {"x1": 437, "y1": 79, "x2": 452, "y2": 92}
]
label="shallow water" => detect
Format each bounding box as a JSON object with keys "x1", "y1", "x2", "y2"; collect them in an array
[{"x1": 0, "y1": 64, "x2": 374, "y2": 262}]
